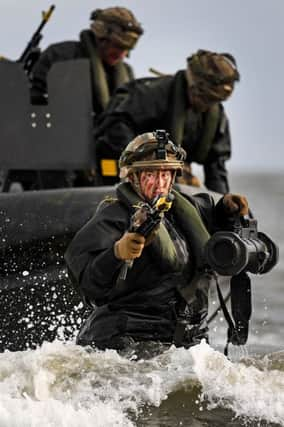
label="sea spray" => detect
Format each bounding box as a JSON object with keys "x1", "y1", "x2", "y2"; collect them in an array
[{"x1": 190, "y1": 340, "x2": 284, "y2": 425}]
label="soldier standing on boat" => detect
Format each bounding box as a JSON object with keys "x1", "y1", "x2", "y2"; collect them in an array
[
  {"x1": 9, "y1": 7, "x2": 144, "y2": 191},
  {"x1": 94, "y1": 49, "x2": 240, "y2": 194},
  {"x1": 65, "y1": 130, "x2": 249, "y2": 355},
  {"x1": 31, "y1": 6, "x2": 144, "y2": 112}
]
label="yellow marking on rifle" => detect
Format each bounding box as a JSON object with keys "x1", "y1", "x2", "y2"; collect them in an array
[
  {"x1": 155, "y1": 196, "x2": 173, "y2": 212},
  {"x1": 42, "y1": 5, "x2": 55, "y2": 22}
]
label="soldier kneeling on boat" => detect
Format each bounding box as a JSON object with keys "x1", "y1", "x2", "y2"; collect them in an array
[{"x1": 65, "y1": 130, "x2": 252, "y2": 354}]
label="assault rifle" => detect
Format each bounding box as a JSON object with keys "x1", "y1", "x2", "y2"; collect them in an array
[
  {"x1": 18, "y1": 5, "x2": 55, "y2": 75},
  {"x1": 118, "y1": 193, "x2": 174, "y2": 281}
]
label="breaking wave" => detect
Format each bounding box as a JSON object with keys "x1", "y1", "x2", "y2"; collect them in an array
[{"x1": 0, "y1": 340, "x2": 283, "y2": 426}]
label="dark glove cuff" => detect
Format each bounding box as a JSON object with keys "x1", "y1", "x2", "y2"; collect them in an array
[{"x1": 214, "y1": 196, "x2": 238, "y2": 230}]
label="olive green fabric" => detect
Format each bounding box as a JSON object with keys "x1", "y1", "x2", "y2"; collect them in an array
[
  {"x1": 168, "y1": 71, "x2": 221, "y2": 164},
  {"x1": 168, "y1": 71, "x2": 188, "y2": 150},
  {"x1": 116, "y1": 182, "x2": 180, "y2": 271},
  {"x1": 116, "y1": 182, "x2": 211, "y2": 285},
  {"x1": 80, "y1": 30, "x2": 131, "y2": 112},
  {"x1": 192, "y1": 104, "x2": 220, "y2": 163},
  {"x1": 171, "y1": 189, "x2": 212, "y2": 304},
  {"x1": 171, "y1": 189, "x2": 210, "y2": 265}
]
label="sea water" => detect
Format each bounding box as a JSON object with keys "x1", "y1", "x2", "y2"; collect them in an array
[{"x1": 0, "y1": 172, "x2": 283, "y2": 427}]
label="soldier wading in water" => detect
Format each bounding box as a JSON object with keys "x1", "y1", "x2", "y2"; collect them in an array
[{"x1": 65, "y1": 130, "x2": 249, "y2": 357}]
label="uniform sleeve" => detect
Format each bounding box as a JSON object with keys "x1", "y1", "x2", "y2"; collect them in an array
[
  {"x1": 203, "y1": 106, "x2": 231, "y2": 194},
  {"x1": 184, "y1": 192, "x2": 236, "y2": 233},
  {"x1": 65, "y1": 202, "x2": 128, "y2": 305},
  {"x1": 186, "y1": 192, "x2": 217, "y2": 232},
  {"x1": 191, "y1": 192, "x2": 243, "y2": 232},
  {"x1": 30, "y1": 41, "x2": 82, "y2": 103},
  {"x1": 30, "y1": 44, "x2": 59, "y2": 101},
  {"x1": 94, "y1": 77, "x2": 172, "y2": 160}
]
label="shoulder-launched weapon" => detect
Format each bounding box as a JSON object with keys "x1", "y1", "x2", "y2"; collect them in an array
[
  {"x1": 18, "y1": 5, "x2": 55, "y2": 75},
  {"x1": 204, "y1": 216, "x2": 278, "y2": 276},
  {"x1": 204, "y1": 215, "x2": 279, "y2": 354}
]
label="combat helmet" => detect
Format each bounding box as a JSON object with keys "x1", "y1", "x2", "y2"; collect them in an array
[
  {"x1": 186, "y1": 49, "x2": 240, "y2": 103},
  {"x1": 90, "y1": 7, "x2": 144, "y2": 50},
  {"x1": 119, "y1": 130, "x2": 186, "y2": 179}
]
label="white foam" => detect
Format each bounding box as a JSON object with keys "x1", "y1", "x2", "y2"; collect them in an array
[
  {"x1": 0, "y1": 340, "x2": 283, "y2": 426},
  {"x1": 190, "y1": 340, "x2": 284, "y2": 425},
  {"x1": 0, "y1": 341, "x2": 196, "y2": 426}
]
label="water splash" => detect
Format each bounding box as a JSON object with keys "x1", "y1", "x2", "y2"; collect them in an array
[
  {"x1": 0, "y1": 340, "x2": 283, "y2": 426},
  {"x1": 0, "y1": 341, "x2": 196, "y2": 426},
  {"x1": 190, "y1": 341, "x2": 284, "y2": 425}
]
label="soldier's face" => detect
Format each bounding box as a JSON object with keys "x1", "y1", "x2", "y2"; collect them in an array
[
  {"x1": 139, "y1": 169, "x2": 173, "y2": 201},
  {"x1": 100, "y1": 42, "x2": 129, "y2": 66}
]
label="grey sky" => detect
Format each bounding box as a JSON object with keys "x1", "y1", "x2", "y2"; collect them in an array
[{"x1": 1, "y1": 0, "x2": 284, "y2": 171}]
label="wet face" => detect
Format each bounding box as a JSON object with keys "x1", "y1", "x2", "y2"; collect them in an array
[
  {"x1": 99, "y1": 41, "x2": 129, "y2": 66},
  {"x1": 139, "y1": 169, "x2": 173, "y2": 201}
]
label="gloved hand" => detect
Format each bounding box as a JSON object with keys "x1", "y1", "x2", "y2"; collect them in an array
[
  {"x1": 223, "y1": 193, "x2": 249, "y2": 216},
  {"x1": 114, "y1": 232, "x2": 145, "y2": 260}
]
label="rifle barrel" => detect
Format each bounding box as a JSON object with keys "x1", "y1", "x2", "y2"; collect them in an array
[
  {"x1": 34, "y1": 5, "x2": 56, "y2": 38},
  {"x1": 19, "y1": 5, "x2": 56, "y2": 62}
]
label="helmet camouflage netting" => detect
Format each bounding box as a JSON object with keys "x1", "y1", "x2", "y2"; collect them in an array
[
  {"x1": 90, "y1": 7, "x2": 144, "y2": 50},
  {"x1": 119, "y1": 130, "x2": 186, "y2": 179},
  {"x1": 186, "y1": 49, "x2": 240, "y2": 102}
]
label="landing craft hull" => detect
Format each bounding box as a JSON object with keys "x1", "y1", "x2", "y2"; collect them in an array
[
  {"x1": 0, "y1": 187, "x2": 116, "y2": 351},
  {"x1": 0, "y1": 184, "x2": 210, "y2": 352}
]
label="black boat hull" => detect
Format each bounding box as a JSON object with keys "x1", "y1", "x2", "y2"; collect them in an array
[{"x1": 0, "y1": 187, "x2": 116, "y2": 351}]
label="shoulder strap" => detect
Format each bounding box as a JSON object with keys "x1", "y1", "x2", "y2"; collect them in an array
[
  {"x1": 213, "y1": 271, "x2": 252, "y2": 356},
  {"x1": 169, "y1": 189, "x2": 212, "y2": 305},
  {"x1": 80, "y1": 30, "x2": 131, "y2": 113},
  {"x1": 112, "y1": 61, "x2": 133, "y2": 90},
  {"x1": 80, "y1": 30, "x2": 109, "y2": 112},
  {"x1": 192, "y1": 104, "x2": 220, "y2": 164},
  {"x1": 168, "y1": 71, "x2": 188, "y2": 146},
  {"x1": 168, "y1": 71, "x2": 221, "y2": 164}
]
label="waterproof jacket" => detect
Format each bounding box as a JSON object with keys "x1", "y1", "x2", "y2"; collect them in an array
[
  {"x1": 94, "y1": 71, "x2": 231, "y2": 193},
  {"x1": 65, "y1": 183, "x2": 230, "y2": 350},
  {"x1": 31, "y1": 30, "x2": 134, "y2": 115}
]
